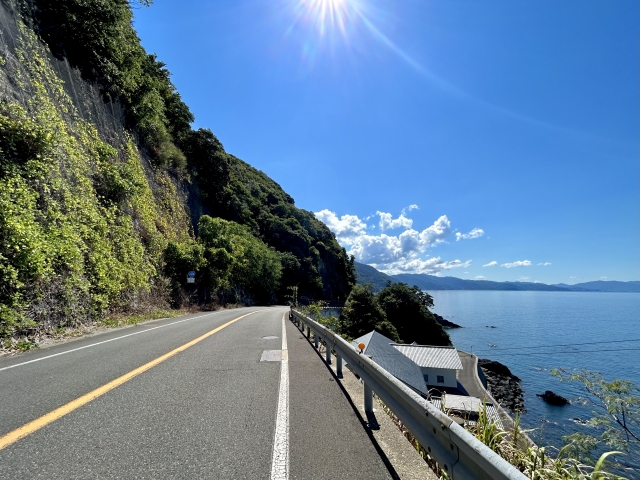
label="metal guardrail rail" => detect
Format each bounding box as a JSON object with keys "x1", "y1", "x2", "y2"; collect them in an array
[{"x1": 290, "y1": 309, "x2": 528, "y2": 480}]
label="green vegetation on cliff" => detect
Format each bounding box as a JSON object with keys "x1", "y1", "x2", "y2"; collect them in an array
[{"x1": 0, "y1": 0, "x2": 354, "y2": 338}]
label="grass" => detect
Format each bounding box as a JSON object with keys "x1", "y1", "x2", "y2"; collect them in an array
[
  {"x1": 469, "y1": 401, "x2": 628, "y2": 479},
  {"x1": 1, "y1": 309, "x2": 187, "y2": 355},
  {"x1": 2, "y1": 338, "x2": 38, "y2": 352},
  {"x1": 375, "y1": 394, "x2": 628, "y2": 480},
  {"x1": 98, "y1": 309, "x2": 183, "y2": 328}
]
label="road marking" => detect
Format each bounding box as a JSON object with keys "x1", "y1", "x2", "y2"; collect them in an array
[
  {"x1": 270, "y1": 313, "x2": 289, "y2": 480},
  {"x1": 0, "y1": 311, "x2": 257, "y2": 451},
  {"x1": 0, "y1": 310, "x2": 241, "y2": 372},
  {"x1": 261, "y1": 350, "x2": 285, "y2": 362}
]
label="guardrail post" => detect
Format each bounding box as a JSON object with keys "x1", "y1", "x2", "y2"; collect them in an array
[
  {"x1": 325, "y1": 343, "x2": 331, "y2": 364},
  {"x1": 336, "y1": 355, "x2": 343, "y2": 378},
  {"x1": 306, "y1": 324, "x2": 310, "y2": 339},
  {"x1": 314, "y1": 332, "x2": 319, "y2": 349},
  {"x1": 364, "y1": 382, "x2": 373, "y2": 413}
]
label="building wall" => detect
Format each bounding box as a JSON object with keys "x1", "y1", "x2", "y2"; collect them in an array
[{"x1": 421, "y1": 367, "x2": 457, "y2": 388}]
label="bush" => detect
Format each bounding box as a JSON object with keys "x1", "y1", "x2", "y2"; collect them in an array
[
  {"x1": 377, "y1": 283, "x2": 450, "y2": 346},
  {"x1": 340, "y1": 284, "x2": 401, "y2": 341}
]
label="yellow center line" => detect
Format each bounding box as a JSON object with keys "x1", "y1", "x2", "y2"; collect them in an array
[{"x1": 0, "y1": 311, "x2": 258, "y2": 451}]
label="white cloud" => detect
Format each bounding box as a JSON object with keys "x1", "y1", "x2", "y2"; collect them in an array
[
  {"x1": 402, "y1": 204, "x2": 419, "y2": 215},
  {"x1": 483, "y1": 261, "x2": 498, "y2": 267},
  {"x1": 569, "y1": 276, "x2": 577, "y2": 279},
  {"x1": 419, "y1": 215, "x2": 452, "y2": 246},
  {"x1": 377, "y1": 257, "x2": 471, "y2": 275},
  {"x1": 475, "y1": 275, "x2": 486, "y2": 280},
  {"x1": 501, "y1": 260, "x2": 532, "y2": 268},
  {"x1": 537, "y1": 262, "x2": 552, "y2": 266},
  {"x1": 348, "y1": 234, "x2": 403, "y2": 264},
  {"x1": 377, "y1": 211, "x2": 413, "y2": 231},
  {"x1": 348, "y1": 215, "x2": 451, "y2": 264},
  {"x1": 456, "y1": 228, "x2": 485, "y2": 241},
  {"x1": 518, "y1": 276, "x2": 530, "y2": 281},
  {"x1": 314, "y1": 209, "x2": 367, "y2": 244},
  {"x1": 315, "y1": 209, "x2": 472, "y2": 274},
  {"x1": 600, "y1": 276, "x2": 608, "y2": 280}
]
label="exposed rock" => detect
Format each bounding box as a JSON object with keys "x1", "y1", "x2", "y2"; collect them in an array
[
  {"x1": 479, "y1": 359, "x2": 525, "y2": 413},
  {"x1": 478, "y1": 359, "x2": 520, "y2": 381},
  {"x1": 536, "y1": 390, "x2": 569, "y2": 406},
  {"x1": 433, "y1": 313, "x2": 462, "y2": 328}
]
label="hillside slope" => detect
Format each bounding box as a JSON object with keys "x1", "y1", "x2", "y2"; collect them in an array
[
  {"x1": 355, "y1": 263, "x2": 638, "y2": 292},
  {"x1": 554, "y1": 281, "x2": 640, "y2": 293},
  {"x1": 0, "y1": 0, "x2": 353, "y2": 337},
  {"x1": 392, "y1": 274, "x2": 568, "y2": 291},
  {"x1": 354, "y1": 262, "x2": 395, "y2": 293}
]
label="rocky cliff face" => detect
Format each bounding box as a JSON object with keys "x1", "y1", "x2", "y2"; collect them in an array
[
  {"x1": 478, "y1": 359, "x2": 525, "y2": 413},
  {"x1": 0, "y1": 0, "x2": 197, "y2": 335}
]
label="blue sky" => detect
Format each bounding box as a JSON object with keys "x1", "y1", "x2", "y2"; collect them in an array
[{"x1": 134, "y1": 0, "x2": 639, "y2": 283}]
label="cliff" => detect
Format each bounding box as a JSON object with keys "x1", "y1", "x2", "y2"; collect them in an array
[{"x1": 0, "y1": 0, "x2": 354, "y2": 338}]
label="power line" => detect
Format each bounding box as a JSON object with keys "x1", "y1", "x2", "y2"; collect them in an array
[
  {"x1": 474, "y1": 338, "x2": 640, "y2": 351},
  {"x1": 475, "y1": 347, "x2": 640, "y2": 356}
]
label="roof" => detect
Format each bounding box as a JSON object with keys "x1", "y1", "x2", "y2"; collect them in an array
[
  {"x1": 392, "y1": 344, "x2": 463, "y2": 370},
  {"x1": 430, "y1": 395, "x2": 503, "y2": 430},
  {"x1": 352, "y1": 331, "x2": 427, "y2": 395},
  {"x1": 437, "y1": 394, "x2": 485, "y2": 412}
]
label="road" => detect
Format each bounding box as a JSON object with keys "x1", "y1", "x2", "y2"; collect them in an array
[
  {"x1": 0, "y1": 307, "x2": 393, "y2": 479},
  {"x1": 457, "y1": 350, "x2": 488, "y2": 399}
]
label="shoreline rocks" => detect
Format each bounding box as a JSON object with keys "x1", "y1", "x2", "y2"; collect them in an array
[
  {"x1": 433, "y1": 313, "x2": 462, "y2": 328},
  {"x1": 478, "y1": 358, "x2": 525, "y2": 413}
]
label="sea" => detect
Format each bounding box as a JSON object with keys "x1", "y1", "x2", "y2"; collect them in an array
[{"x1": 430, "y1": 290, "x2": 640, "y2": 469}]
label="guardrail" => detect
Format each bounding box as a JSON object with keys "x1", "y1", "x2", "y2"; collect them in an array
[{"x1": 290, "y1": 309, "x2": 528, "y2": 480}]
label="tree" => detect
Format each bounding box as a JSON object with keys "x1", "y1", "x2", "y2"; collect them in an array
[
  {"x1": 552, "y1": 369, "x2": 640, "y2": 455},
  {"x1": 376, "y1": 283, "x2": 450, "y2": 346},
  {"x1": 340, "y1": 284, "x2": 401, "y2": 342},
  {"x1": 197, "y1": 216, "x2": 282, "y2": 305}
]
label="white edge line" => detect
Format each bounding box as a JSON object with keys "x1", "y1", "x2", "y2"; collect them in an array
[
  {"x1": 0, "y1": 310, "x2": 237, "y2": 372},
  {"x1": 270, "y1": 313, "x2": 289, "y2": 480}
]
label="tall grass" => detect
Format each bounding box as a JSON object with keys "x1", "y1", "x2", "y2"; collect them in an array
[{"x1": 471, "y1": 402, "x2": 628, "y2": 479}]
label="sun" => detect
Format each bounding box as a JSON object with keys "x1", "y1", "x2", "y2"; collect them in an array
[{"x1": 295, "y1": 0, "x2": 358, "y2": 38}]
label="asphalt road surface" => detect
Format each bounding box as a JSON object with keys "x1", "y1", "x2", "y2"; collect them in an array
[{"x1": 0, "y1": 307, "x2": 393, "y2": 479}]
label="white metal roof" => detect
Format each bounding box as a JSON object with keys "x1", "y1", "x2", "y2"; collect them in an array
[
  {"x1": 430, "y1": 395, "x2": 503, "y2": 430},
  {"x1": 352, "y1": 332, "x2": 428, "y2": 395},
  {"x1": 392, "y1": 344, "x2": 463, "y2": 370}
]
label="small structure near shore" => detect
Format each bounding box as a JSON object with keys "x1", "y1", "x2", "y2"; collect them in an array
[
  {"x1": 393, "y1": 344, "x2": 463, "y2": 389},
  {"x1": 429, "y1": 394, "x2": 504, "y2": 429},
  {"x1": 352, "y1": 331, "x2": 428, "y2": 396}
]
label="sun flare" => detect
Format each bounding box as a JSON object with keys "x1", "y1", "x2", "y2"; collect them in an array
[{"x1": 295, "y1": 0, "x2": 359, "y2": 37}]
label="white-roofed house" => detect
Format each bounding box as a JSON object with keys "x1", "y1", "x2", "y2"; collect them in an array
[{"x1": 392, "y1": 344, "x2": 463, "y2": 389}]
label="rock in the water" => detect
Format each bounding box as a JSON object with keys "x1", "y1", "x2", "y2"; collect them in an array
[
  {"x1": 536, "y1": 390, "x2": 569, "y2": 406},
  {"x1": 433, "y1": 313, "x2": 462, "y2": 328}
]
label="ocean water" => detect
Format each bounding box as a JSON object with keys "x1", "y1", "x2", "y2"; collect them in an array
[{"x1": 430, "y1": 291, "x2": 640, "y2": 466}]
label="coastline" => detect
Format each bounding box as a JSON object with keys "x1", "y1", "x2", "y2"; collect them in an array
[{"x1": 436, "y1": 290, "x2": 639, "y2": 458}]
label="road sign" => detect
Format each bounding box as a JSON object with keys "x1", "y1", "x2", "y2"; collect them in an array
[{"x1": 187, "y1": 271, "x2": 195, "y2": 283}]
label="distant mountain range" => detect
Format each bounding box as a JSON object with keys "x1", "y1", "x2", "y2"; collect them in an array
[{"x1": 355, "y1": 262, "x2": 640, "y2": 293}]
